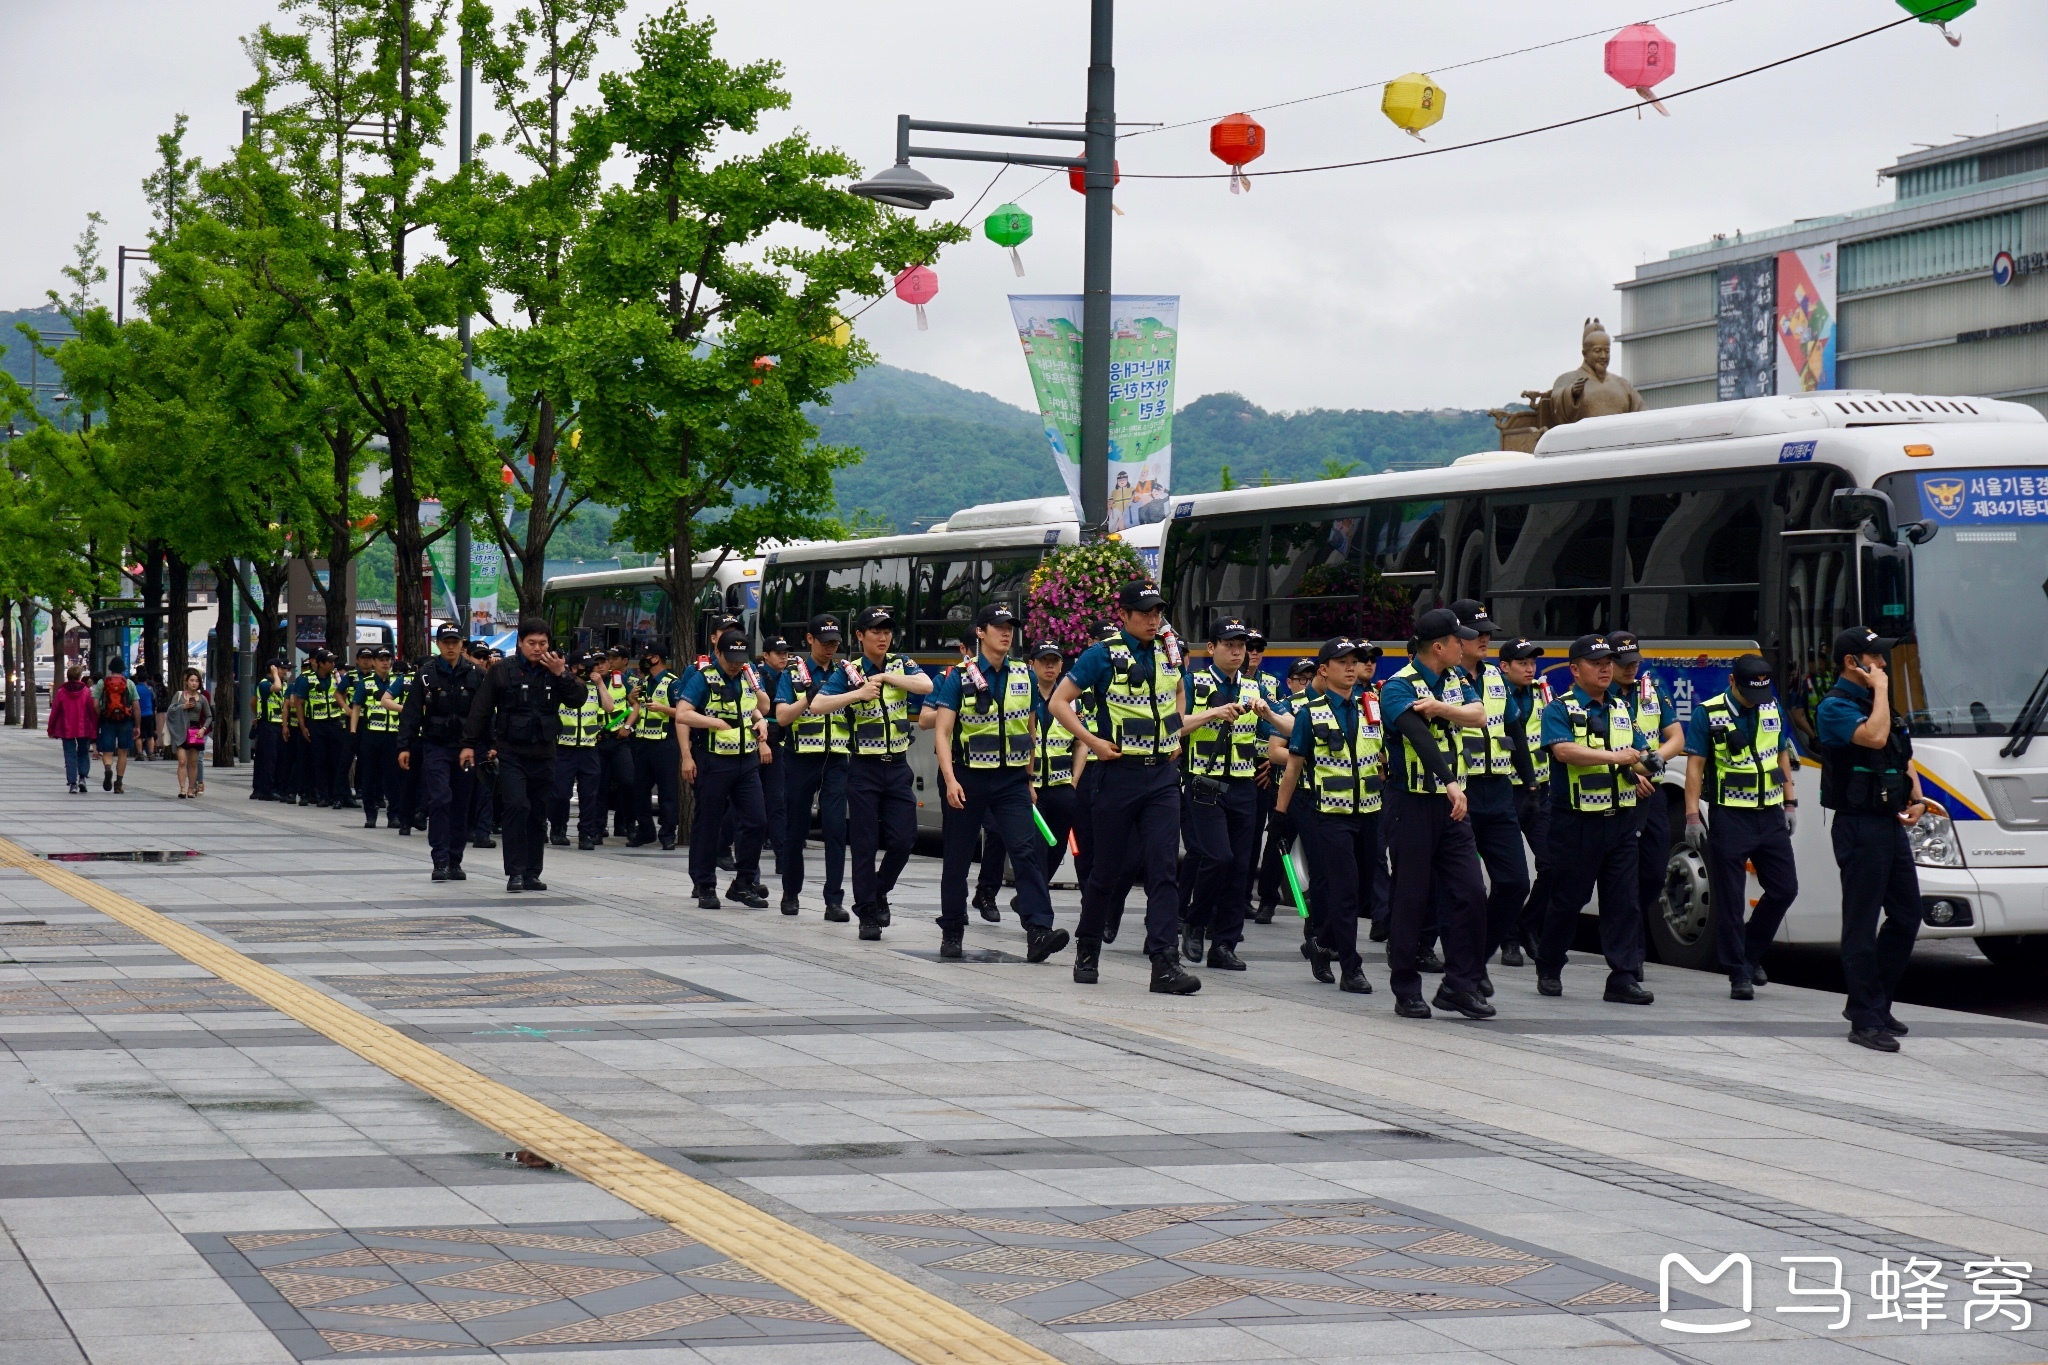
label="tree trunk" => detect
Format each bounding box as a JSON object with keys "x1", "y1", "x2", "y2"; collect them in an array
[
  {"x1": 253, "y1": 563, "x2": 289, "y2": 670},
  {"x1": 166, "y1": 554, "x2": 190, "y2": 685},
  {"x1": 212, "y1": 576, "x2": 237, "y2": 766},
  {"x1": 325, "y1": 430, "x2": 354, "y2": 656},
  {"x1": 140, "y1": 544, "x2": 164, "y2": 686},
  {"x1": 20, "y1": 603, "x2": 38, "y2": 730},
  {"x1": 518, "y1": 396, "x2": 557, "y2": 612},
  {"x1": 390, "y1": 427, "x2": 430, "y2": 661}
]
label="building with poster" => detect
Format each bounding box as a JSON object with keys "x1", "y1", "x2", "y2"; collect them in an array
[{"x1": 1617, "y1": 120, "x2": 2048, "y2": 418}]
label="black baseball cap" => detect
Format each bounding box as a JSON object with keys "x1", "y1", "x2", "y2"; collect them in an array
[
  {"x1": 762, "y1": 635, "x2": 791, "y2": 654},
  {"x1": 1498, "y1": 638, "x2": 1545, "y2": 662},
  {"x1": 1731, "y1": 654, "x2": 1774, "y2": 700},
  {"x1": 1095, "y1": 621, "x2": 1123, "y2": 641},
  {"x1": 1604, "y1": 630, "x2": 1643, "y2": 663},
  {"x1": 1208, "y1": 616, "x2": 1252, "y2": 642},
  {"x1": 1316, "y1": 637, "x2": 1361, "y2": 664},
  {"x1": 1117, "y1": 580, "x2": 1165, "y2": 611},
  {"x1": 1029, "y1": 640, "x2": 1063, "y2": 660},
  {"x1": 807, "y1": 613, "x2": 842, "y2": 641},
  {"x1": 1414, "y1": 608, "x2": 1478, "y2": 643},
  {"x1": 435, "y1": 624, "x2": 462, "y2": 640},
  {"x1": 1568, "y1": 634, "x2": 1616, "y2": 662},
  {"x1": 853, "y1": 606, "x2": 896, "y2": 631},
  {"x1": 1449, "y1": 598, "x2": 1500, "y2": 636},
  {"x1": 974, "y1": 602, "x2": 1017, "y2": 629},
  {"x1": 605, "y1": 644, "x2": 628, "y2": 659},
  {"x1": 717, "y1": 630, "x2": 749, "y2": 657},
  {"x1": 1831, "y1": 626, "x2": 1895, "y2": 661},
  {"x1": 1245, "y1": 630, "x2": 1268, "y2": 651},
  {"x1": 309, "y1": 648, "x2": 334, "y2": 663},
  {"x1": 1287, "y1": 658, "x2": 1318, "y2": 679},
  {"x1": 372, "y1": 647, "x2": 393, "y2": 660}
]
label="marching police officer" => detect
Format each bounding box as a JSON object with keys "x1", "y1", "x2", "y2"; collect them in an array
[
  {"x1": 971, "y1": 639, "x2": 1088, "y2": 915},
  {"x1": 775, "y1": 615, "x2": 852, "y2": 919},
  {"x1": 462, "y1": 640, "x2": 499, "y2": 849},
  {"x1": 753, "y1": 635, "x2": 791, "y2": 882},
  {"x1": 1067, "y1": 619, "x2": 1124, "y2": 916},
  {"x1": 294, "y1": 649, "x2": 351, "y2": 808},
  {"x1": 389, "y1": 655, "x2": 423, "y2": 836},
  {"x1": 1255, "y1": 658, "x2": 1316, "y2": 921},
  {"x1": 1496, "y1": 638, "x2": 1551, "y2": 965},
  {"x1": 1050, "y1": 581, "x2": 1199, "y2": 994},
  {"x1": 1608, "y1": 630, "x2": 1684, "y2": 928},
  {"x1": 1816, "y1": 627, "x2": 1927, "y2": 1052},
  {"x1": 354, "y1": 647, "x2": 405, "y2": 828},
  {"x1": 343, "y1": 645, "x2": 375, "y2": 809},
  {"x1": 590, "y1": 647, "x2": 636, "y2": 842},
  {"x1": 1535, "y1": 635, "x2": 1659, "y2": 1004},
  {"x1": 1381, "y1": 609, "x2": 1492, "y2": 1018},
  {"x1": 1177, "y1": 616, "x2": 1275, "y2": 971},
  {"x1": 679, "y1": 629, "x2": 774, "y2": 910},
  {"x1": 1275, "y1": 638, "x2": 1376, "y2": 994},
  {"x1": 398, "y1": 625, "x2": 486, "y2": 881},
  {"x1": 1683, "y1": 653, "x2": 1798, "y2": 1000},
  {"x1": 463, "y1": 619, "x2": 586, "y2": 892},
  {"x1": 803, "y1": 606, "x2": 932, "y2": 938},
  {"x1": 930, "y1": 604, "x2": 1070, "y2": 963},
  {"x1": 628, "y1": 646, "x2": 685, "y2": 849},
  {"x1": 250, "y1": 657, "x2": 289, "y2": 801},
  {"x1": 550, "y1": 653, "x2": 607, "y2": 849},
  {"x1": 1448, "y1": 602, "x2": 1532, "y2": 979}
]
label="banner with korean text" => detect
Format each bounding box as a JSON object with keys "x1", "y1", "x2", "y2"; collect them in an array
[{"x1": 1008, "y1": 294, "x2": 1179, "y2": 530}]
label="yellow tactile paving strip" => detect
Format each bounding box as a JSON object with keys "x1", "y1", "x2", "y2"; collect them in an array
[{"x1": 0, "y1": 837, "x2": 1062, "y2": 1365}]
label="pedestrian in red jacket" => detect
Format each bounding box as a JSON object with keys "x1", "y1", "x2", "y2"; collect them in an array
[{"x1": 47, "y1": 666, "x2": 98, "y2": 793}]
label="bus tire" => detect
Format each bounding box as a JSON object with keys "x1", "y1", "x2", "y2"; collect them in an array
[
  {"x1": 1976, "y1": 935, "x2": 2048, "y2": 972},
  {"x1": 1648, "y1": 833, "x2": 1720, "y2": 972}
]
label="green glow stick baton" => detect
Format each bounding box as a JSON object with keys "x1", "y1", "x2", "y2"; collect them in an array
[
  {"x1": 1281, "y1": 842, "x2": 1309, "y2": 919},
  {"x1": 1030, "y1": 805, "x2": 1058, "y2": 847}
]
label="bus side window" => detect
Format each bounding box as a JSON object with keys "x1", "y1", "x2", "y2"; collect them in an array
[
  {"x1": 985, "y1": 556, "x2": 1039, "y2": 626},
  {"x1": 915, "y1": 559, "x2": 975, "y2": 652},
  {"x1": 1487, "y1": 494, "x2": 1614, "y2": 639},
  {"x1": 1621, "y1": 484, "x2": 1765, "y2": 639}
]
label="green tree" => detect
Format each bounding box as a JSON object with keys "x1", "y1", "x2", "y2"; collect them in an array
[{"x1": 569, "y1": 3, "x2": 963, "y2": 654}]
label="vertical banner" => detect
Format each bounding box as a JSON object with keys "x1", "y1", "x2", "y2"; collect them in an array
[
  {"x1": 1008, "y1": 294, "x2": 1179, "y2": 530},
  {"x1": 1775, "y1": 243, "x2": 1838, "y2": 394},
  {"x1": 1715, "y1": 259, "x2": 1776, "y2": 401},
  {"x1": 422, "y1": 507, "x2": 503, "y2": 634}
]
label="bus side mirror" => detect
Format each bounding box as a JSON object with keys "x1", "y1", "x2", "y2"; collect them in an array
[
  {"x1": 1831, "y1": 487, "x2": 1898, "y2": 546},
  {"x1": 1901, "y1": 520, "x2": 1937, "y2": 546}
]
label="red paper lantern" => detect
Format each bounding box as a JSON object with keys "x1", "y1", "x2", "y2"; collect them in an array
[
  {"x1": 1605, "y1": 23, "x2": 1678, "y2": 116},
  {"x1": 500, "y1": 465, "x2": 515, "y2": 486},
  {"x1": 894, "y1": 265, "x2": 938, "y2": 331},
  {"x1": 750, "y1": 356, "x2": 777, "y2": 386},
  {"x1": 1209, "y1": 113, "x2": 1265, "y2": 194},
  {"x1": 1067, "y1": 160, "x2": 1121, "y2": 195}
]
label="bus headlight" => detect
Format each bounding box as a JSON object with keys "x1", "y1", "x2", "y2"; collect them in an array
[{"x1": 1908, "y1": 804, "x2": 1964, "y2": 868}]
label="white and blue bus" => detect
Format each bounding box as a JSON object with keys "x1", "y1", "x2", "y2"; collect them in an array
[
  {"x1": 540, "y1": 553, "x2": 770, "y2": 662},
  {"x1": 1158, "y1": 392, "x2": 2048, "y2": 970}
]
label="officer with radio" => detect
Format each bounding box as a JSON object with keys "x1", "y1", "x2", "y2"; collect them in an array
[
  {"x1": 1276, "y1": 637, "x2": 1377, "y2": 994},
  {"x1": 354, "y1": 647, "x2": 405, "y2": 828},
  {"x1": 251, "y1": 657, "x2": 289, "y2": 801},
  {"x1": 1608, "y1": 631, "x2": 1685, "y2": 925},
  {"x1": 1684, "y1": 653, "x2": 1798, "y2": 1000},
  {"x1": 1069, "y1": 619, "x2": 1124, "y2": 917},
  {"x1": 1497, "y1": 638, "x2": 1550, "y2": 965},
  {"x1": 628, "y1": 646, "x2": 685, "y2": 849},
  {"x1": 1535, "y1": 634, "x2": 1659, "y2": 1004},
  {"x1": 463, "y1": 619, "x2": 585, "y2": 892},
  {"x1": 1050, "y1": 581, "x2": 1199, "y2": 994},
  {"x1": 550, "y1": 653, "x2": 609, "y2": 849},
  {"x1": 776, "y1": 615, "x2": 852, "y2": 919},
  {"x1": 398, "y1": 625, "x2": 486, "y2": 881},
  {"x1": 1177, "y1": 617, "x2": 1276, "y2": 971},
  {"x1": 294, "y1": 649, "x2": 351, "y2": 808},
  {"x1": 677, "y1": 630, "x2": 774, "y2": 909},
  {"x1": 1816, "y1": 627, "x2": 1927, "y2": 1052},
  {"x1": 930, "y1": 605, "x2": 1070, "y2": 963},
  {"x1": 803, "y1": 606, "x2": 932, "y2": 938},
  {"x1": 1255, "y1": 658, "x2": 1317, "y2": 920},
  {"x1": 1448, "y1": 602, "x2": 1532, "y2": 980}
]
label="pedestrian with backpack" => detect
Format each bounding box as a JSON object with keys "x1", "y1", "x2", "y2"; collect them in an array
[
  {"x1": 92, "y1": 657, "x2": 140, "y2": 792},
  {"x1": 48, "y1": 665, "x2": 98, "y2": 793}
]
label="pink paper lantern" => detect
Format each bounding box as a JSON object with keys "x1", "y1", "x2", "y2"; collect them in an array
[
  {"x1": 1605, "y1": 22, "x2": 1678, "y2": 116},
  {"x1": 894, "y1": 265, "x2": 938, "y2": 330}
]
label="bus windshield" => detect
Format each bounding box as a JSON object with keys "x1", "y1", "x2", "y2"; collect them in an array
[{"x1": 1894, "y1": 519, "x2": 2048, "y2": 738}]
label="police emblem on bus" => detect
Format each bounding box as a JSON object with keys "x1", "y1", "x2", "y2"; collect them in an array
[{"x1": 1922, "y1": 478, "x2": 1966, "y2": 519}]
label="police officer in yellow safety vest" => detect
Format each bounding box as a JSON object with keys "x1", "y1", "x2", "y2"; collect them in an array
[
  {"x1": 1275, "y1": 637, "x2": 1376, "y2": 995},
  {"x1": 549, "y1": 652, "x2": 615, "y2": 850},
  {"x1": 677, "y1": 630, "x2": 775, "y2": 911},
  {"x1": 353, "y1": 647, "x2": 406, "y2": 829},
  {"x1": 1446, "y1": 601, "x2": 1534, "y2": 977},
  {"x1": 775, "y1": 615, "x2": 853, "y2": 920},
  {"x1": 628, "y1": 646, "x2": 685, "y2": 850},
  {"x1": 1535, "y1": 634, "x2": 1660, "y2": 1005},
  {"x1": 251, "y1": 657, "x2": 290, "y2": 801},
  {"x1": 930, "y1": 604, "x2": 1072, "y2": 965},
  {"x1": 1683, "y1": 653, "x2": 1798, "y2": 1001},
  {"x1": 1380, "y1": 609, "x2": 1492, "y2": 1019},
  {"x1": 293, "y1": 649, "x2": 353, "y2": 809},
  {"x1": 802, "y1": 605, "x2": 933, "y2": 939},
  {"x1": 1050, "y1": 580, "x2": 1201, "y2": 995},
  {"x1": 972, "y1": 639, "x2": 1089, "y2": 918},
  {"x1": 1497, "y1": 638, "x2": 1552, "y2": 966},
  {"x1": 1177, "y1": 616, "x2": 1282, "y2": 973},
  {"x1": 1607, "y1": 630, "x2": 1685, "y2": 931}
]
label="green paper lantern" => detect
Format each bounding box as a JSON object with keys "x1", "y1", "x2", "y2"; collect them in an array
[
  {"x1": 1897, "y1": 0, "x2": 1975, "y2": 45},
  {"x1": 984, "y1": 203, "x2": 1033, "y2": 277}
]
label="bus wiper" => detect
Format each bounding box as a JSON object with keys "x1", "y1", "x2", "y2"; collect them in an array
[{"x1": 2002, "y1": 662, "x2": 2048, "y2": 759}]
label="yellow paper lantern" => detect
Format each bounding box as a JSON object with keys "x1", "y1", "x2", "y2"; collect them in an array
[
  {"x1": 817, "y1": 314, "x2": 851, "y2": 348},
  {"x1": 1382, "y1": 72, "x2": 1445, "y2": 141}
]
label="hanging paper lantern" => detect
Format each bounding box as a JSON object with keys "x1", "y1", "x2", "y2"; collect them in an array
[
  {"x1": 750, "y1": 356, "x2": 777, "y2": 387},
  {"x1": 1605, "y1": 23, "x2": 1678, "y2": 116},
  {"x1": 1381, "y1": 73, "x2": 1445, "y2": 141},
  {"x1": 984, "y1": 203, "x2": 1033, "y2": 277},
  {"x1": 1067, "y1": 160, "x2": 1120, "y2": 195},
  {"x1": 1209, "y1": 113, "x2": 1266, "y2": 194},
  {"x1": 816, "y1": 314, "x2": 851, "y2": 348},
  {"x1": 894, "y1": 265, "x2": 938, "y2": 331},
  {"x1": 500, "y1": 465, "x2": 515, "y2": 486},
  {"x1": 1897, "y1": 0, "x2": 1974, "y2": 46}
]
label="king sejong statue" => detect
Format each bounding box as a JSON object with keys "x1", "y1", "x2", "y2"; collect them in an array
[{"x1": 1530, "y1": 318, "x2": 1645, "y2": 426}]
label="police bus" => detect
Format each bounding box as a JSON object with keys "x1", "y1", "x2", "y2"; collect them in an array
[
  {"x1": 1158, "y1": 392, "x2": 2048, "y2": 970},
  {"x1": 757, "y1": 496, "x2": 1163, "y2": 832},
  {"x1": 540, "y1": 553, "x2": 771, "y2": 661}
]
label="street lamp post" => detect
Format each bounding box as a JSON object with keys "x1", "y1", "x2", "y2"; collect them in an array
[
  {"x1": 453, "y1": 46, "x2": 474, "y2": 637},
  {"x1": 851, "y1": 0, "x2": 1116, "y2": 542}
]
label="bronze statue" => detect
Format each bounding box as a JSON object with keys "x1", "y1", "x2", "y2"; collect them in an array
[{"x1": 1492, "y1": 317, "x2": 1646, "y2": 451}]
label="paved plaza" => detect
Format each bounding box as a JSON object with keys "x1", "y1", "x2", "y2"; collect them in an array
[{"x1": 5, "y1": 728, "x2": 2048, "y2": 1364}]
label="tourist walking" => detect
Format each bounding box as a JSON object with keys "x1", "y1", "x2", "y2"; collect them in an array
[
  {"x1": 164, "y1": 669, "x2": 214, "y2": 799},
  {"x1": 47, "y1": 665, "x2": 97, "y2": 793},
  {"x1": 92, "y1": 656, "x2": 140, "y2": 793}
]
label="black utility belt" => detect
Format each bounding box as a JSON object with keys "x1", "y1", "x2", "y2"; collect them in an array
[
  {"x1": 1117, "y1": 754, "x2": 1174, "y2": 768},
  {"x1": 852, "y1": 752, "x2": 906, "y2": 764}
]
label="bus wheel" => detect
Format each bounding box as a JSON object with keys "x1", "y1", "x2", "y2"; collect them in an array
[
  {"x1": 1976, "y1": 935, "x2": 2048, "y2": 972},
  {"x1": 1648, "y1": 844, "x2": 1720, "y2": 971}
]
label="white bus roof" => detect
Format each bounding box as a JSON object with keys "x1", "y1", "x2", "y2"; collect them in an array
[{"x1": 541, "y1": 553, "x2": 764, "y2": 594}]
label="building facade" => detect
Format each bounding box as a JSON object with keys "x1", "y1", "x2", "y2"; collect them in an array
[{"x1": 1618, "y1": 120, "x2": 2048, "y2": 418}]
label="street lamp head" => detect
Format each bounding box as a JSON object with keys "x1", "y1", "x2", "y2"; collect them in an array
[{"x1": 848, "y1": 162, "x2": 955, "y2": 211}]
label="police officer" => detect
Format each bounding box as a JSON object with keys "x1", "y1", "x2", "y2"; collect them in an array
[
  {"x1": 974, "y1": 640, "x2": 1089, "y2": 914},
  {"x1": 250, "y1": 657, "x2": 289, "y2": 801},
  {"x1": 1683, "y1": 653, "x2": 1798, "y2": 1000},
  {"x1": 1380, "y1": 610, "x2": 1491, "y2": 1018},
  {"x1": 802, "y1": 606, "x2": 931, "y2": 938},
  {"x1": 1255, "y1": 658, "x2": 1317, "y2": 921},
  {"x1": 389, "y1": 655, "x2": 423, "y2": 836},
  {"x1": 1276, "y1": 638, "x2": 1376, "y2": 995},
  {"x1": 343, "y1": 645, "x2": 375, "y2": 809},
  {"x1": 1050, "y1": 581, "x2": 1199, "y2": 994},
  {"x1": 752, "y1": 635, "x2": 791, "y2": 885},
  {"x1": 628, "y1": 646, "x2": 685, "y2": 849},
  {"x1": 1177, "y1": 617, "x2": 1274, "y2": 971},
  {"x1": 1534, "y1": 635, "x2": 1658, "y2": 1004},
  {"x1": 1068, "y1": 619, "x2": 1123, "y2": 918},
  {"x1": 464, "y1": 619, "x2": 585, "y2": 892},
  {"x1": 550, "y1": 653, "x2": 607, "y2": 849},
  {"x1": 354, "y1": 647, "x2": 405, "y2": 828},
  {"x1": 398, "y1": 625, "x2": 485, "y2": 882},
  {"x1": 1448, "y1": 602, "x2": 1532, "y2": 983},
  {"x1": 775, "y1": 615, "x2": 852, "y2": 919},
  {"x1": 462, "y1": 640, "x2": 499, "y2": 849},
  {"x1": 931, "y1": 604, "x2": 1070, "y2": 963},
  {"x1": 1816, "y1": 627, "x2": 1927, "y2": 1052},
  {"x1": 1496, "y1": 638, "x2": 1551, "y2": 965},
  {"x1": 293, "y1": 650, "x2": 351, "y2": 808},
  {"x1": 594, "y1": 647, "x2": 637, "y2": 841},
  {"x1": 679, "y1": 629, "x2": 774, "y2": 910},
  {"x1": 1608, "y1": 630, "x2": 1684, "y2": 928}
]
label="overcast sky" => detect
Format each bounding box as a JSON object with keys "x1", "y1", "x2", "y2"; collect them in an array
[{"x1": 4, "y1": 0, "x2": 2042, "y2": 415}]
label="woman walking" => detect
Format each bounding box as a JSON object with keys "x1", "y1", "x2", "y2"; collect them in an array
[
  {"x1": 165, "y1": 669, "x2": 214, "y2": 799},
  {"x1": 47, "y1": 666, "x2": 98, "y2": 793}
]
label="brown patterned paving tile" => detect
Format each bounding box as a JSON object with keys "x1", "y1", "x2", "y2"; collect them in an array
[
  {"x1": 1563, "y1": 1281, "x2": 1659, "y2": 1306},
  {"x1": 859, "y1": 1211, "x2": 1104, "y2": 1239},
  {"x1": 1174, "y1": 1235, "x2": 1387, "y2": 1271},
  {"x1": 1290, "y1": 1201, "x2": 1399, "y2": 1217},
  {"x1": 318, "y1": 1330, "x2": 472, "y2": 1353},
  {"x1": 679, "y1": 1259, "x2": 770, "y2": 1283},
  {"x1": 318, "y1": 968, "x2": 725, "y2": 1009},
  {"x1": 1213, "y1": 1276, "x2": 1531, "y2": 1313},
  {"x1": 1050, "y1": 1278, "x2": 1256, "y2": 1324},
  {"x1": 708, "y1": 1294, "x2": 842, "y2": 1323},
  {"x1": 420, "y1": 1259, "x2": 656, "y2": 1298},
  {"x1": 262, "y1": 1271, "x2": 400, "y2": 1308},
  {"x1": 1362, "y1": 1262, "x2": 1550, "y2": 1287},
  {"x1": 318, "y1": 1296, "x2": 546, "y2": 1323},
  {"x1": 228, "y1": 1231, "x2": 333, "y2": 1252},
  {"x1": 930, "y1": 1246, "x2": 1150, "y2": 1278},
  {"x1": 966, "y1": 1281, "x2": 1067, "y2": 1303},
  {"x1": 279, "y1": 1248, "x2": 480, "y2": 1270},
  {"x1": 1076, "y1": 1205, "x2": 1243, "y2": 1239},
  {"x1": 378, "y1": 1227, "x2": 691, "y2": 1256},
  {"x1": 202, "y1": 915, "x2": 533, "y2": 943},
  {"x1": 612, "y1": 1228, "x2": 697, "y2": 1256},
  {"x1": 1398, "y1": 1231, "x2": 1547, "y2": 1262},
  {"x1": 493, "y1": 1294, "x2": 731, "y2": 1345},
  {"x1": 851, "y1": 1233, "x2": 975, "y2": 1251},
  {"x1": 0, "y1": 977, "x2": 265, "y2": 1015},
  {"x1": 1253, "y1": 1217, "x2": 1435, "y2": 1239}
]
